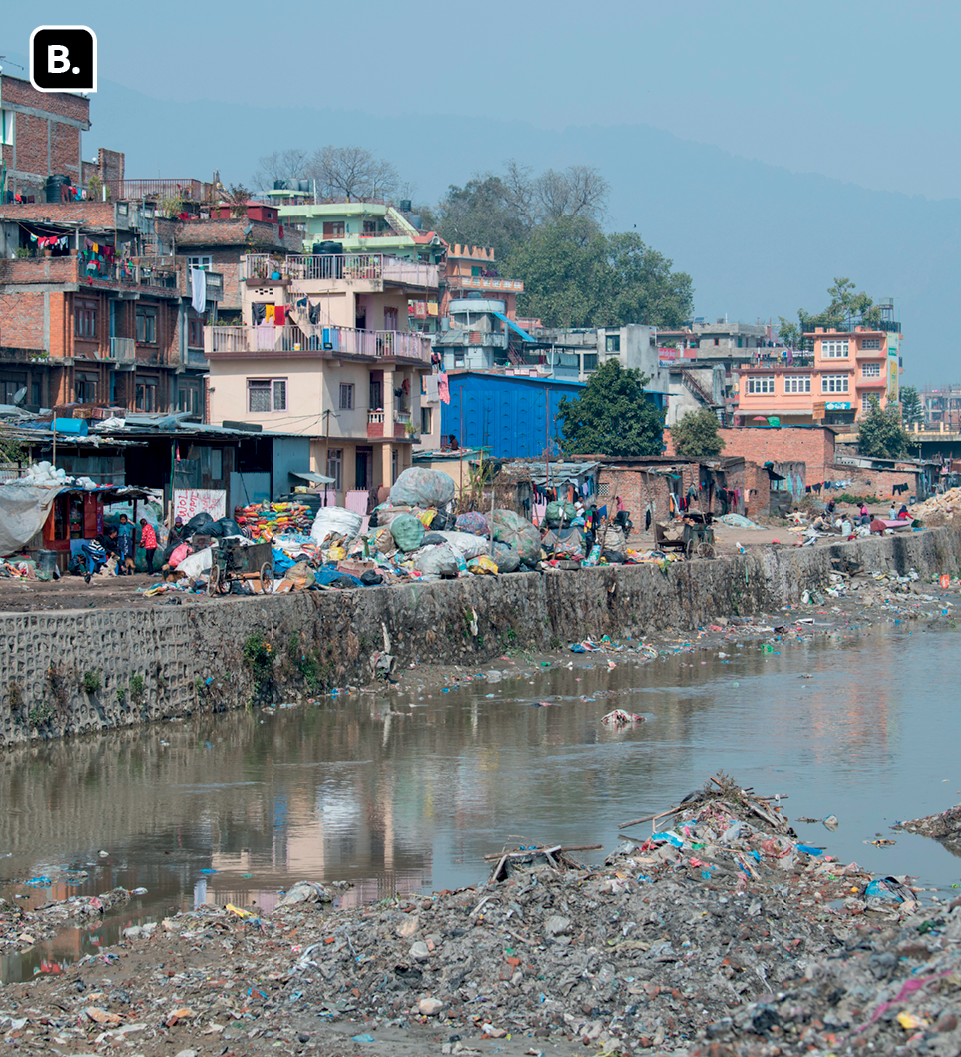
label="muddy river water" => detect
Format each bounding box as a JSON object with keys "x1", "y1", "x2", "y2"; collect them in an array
[{"x1": 1, "y1": 620, "x2": 959, "y2": 981}]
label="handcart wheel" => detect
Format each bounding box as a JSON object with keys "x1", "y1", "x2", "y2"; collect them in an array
[
  {"x1": 697, "y1": 542, "x2": 716, "y2": 559},
  {"x1": 208, "y1": 563, "x2": 220, "y2": 595}
]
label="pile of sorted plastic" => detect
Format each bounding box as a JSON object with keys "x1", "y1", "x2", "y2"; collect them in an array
[{"x1": 235, "y1": 502, "x2": 314, "y2": 541}]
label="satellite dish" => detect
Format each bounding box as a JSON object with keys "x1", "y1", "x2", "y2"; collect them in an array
[{"x1": 12, "y1": 386, "x2": 27, "y2": 405}]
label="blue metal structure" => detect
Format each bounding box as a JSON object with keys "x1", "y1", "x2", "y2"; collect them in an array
[{"x1": 440, "y1": 372, "x2": 585, "y2": 459}]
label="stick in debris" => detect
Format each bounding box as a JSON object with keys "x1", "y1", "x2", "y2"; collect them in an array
[
  {"x1": 618, "y1": 806, "x2": 685, "y2": 830},
  {"x1": 482, "y1": 843, "x2": 602, "y2": 861}
]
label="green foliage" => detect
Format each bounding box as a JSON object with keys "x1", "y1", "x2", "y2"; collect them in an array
[
  {"x1": 557, "y1": 360, "x2": 664, "y2": 457},
  {"x1": 0, "y1": 426, "x2": 27, "y2": 465},
  {"x1": 504, "y1": 217, "x2": 693, "y2": 329},
  {"x1": 670, "y1": 408, "x2": 726, "y2": 458},
  {"x1": 242, "y1": 632, "x2": 274, "y2": 687},
  {"x1": 129, "y1": 674, "x2": 146, "y2": 705},
  {"x1": 81, "y1": 670, "x2": 101, "y2": 695},
  {"x1": 857, "y1": 396, "x2": 911, "y2": 459},
  {"x1": 436, "y1": 175, "x2": 528, "y2": 262},
  {"x1": 835, "y1": 493, "x2": 881, "y2": 505},
  {"x1": 900, "y1": 385, "x2": 923, "y2": 427},
  {"x1": 116, "y1": 687, "x2": 126, "y2": 706},
  {"x1": 781, "y1": 277, "x2": 881, "y2": 345}
]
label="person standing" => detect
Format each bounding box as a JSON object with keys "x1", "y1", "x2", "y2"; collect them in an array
[
  {"x1": 116, "y1": 513, "x2": 135, "y2": 575},
  {"x1": 889, "y1": 502, "x2": 897, "y2": 520},
  {"x1": 139, "y1": 518, "x2": 158, "y2": 574}
]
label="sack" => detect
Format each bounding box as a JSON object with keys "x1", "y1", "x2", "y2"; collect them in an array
[
  {"x1": 437, "y1": 531, "x2": 490, "y2": 559},
  {"x1": 545, "y1": 500, "x2": 576, "y2": 527},
  {"x1": 168, "y1": 542, "x2": 192, "y2": 568},
  {"x1": 468, "y1": 554, "x2": 498, "y2": 576},
  {"x1": 177, "y1": 546, "x2": 213, "y2": 579},
  {"x1": 455, "y1": 512, "x2": 489, "y2": 536},
  {"x1": 389, "y1": 467, "x2": 456, "y2": 509},
  {"x1": 420, "y1": 531, "x2": 447, "y2": 547},
  {"x1": 602, "y1": 549, "x2": 626, "y2": 564},
  {"x1": 542, "y1": 528, "x2": 583, "y2": 560},
  {"x1": 390, "y1": 513, "x2": 426, "y2": 552},
  {"x1": 360, "y1": 570, "x2": 383, "y2": 586},
  {"x1": 310, "y1": 506, "x2": 363, "y2": 546},
  {"x1": 373, "y1": 526, "x2": 397, "y2": 557},
  {"x1": 491, "y1": 509, "x2": 541, "y2": 566},
  {"x1": 184, "y1": 512, "x2": 215, "y2": 535},
  {"x1": 208, "y1": 517, "x2": 244, "y2": 538},
  {"x1": 413, "y1": 543, "x2": 460, "y2": 577},
  {"x1": 492, "y1": 543, "x2": 520, "y2": 573}
]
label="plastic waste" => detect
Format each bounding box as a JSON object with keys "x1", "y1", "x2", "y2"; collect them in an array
[
  {"x1": 309, "y1": 506, "x2": 362, "y2": 546},
  {"x1": 390, "y1": 514, "x2": 426, "y2": 552},
  {"x1": 389, "y1": 467, "x2": 456, "y2": 509}
]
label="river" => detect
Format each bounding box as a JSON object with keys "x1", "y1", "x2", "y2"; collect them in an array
[{"x1": 2, "y1": 619, "x2": 959, "y2": 981}]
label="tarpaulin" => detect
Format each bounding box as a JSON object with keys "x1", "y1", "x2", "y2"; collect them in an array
[{"x1": 0, "y1": 484, "x2": 61, "y2": 556}]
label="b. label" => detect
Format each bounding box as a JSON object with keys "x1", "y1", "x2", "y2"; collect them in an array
[{"x1": 29, "y1": 26, "x2": 97, "y2": 93}]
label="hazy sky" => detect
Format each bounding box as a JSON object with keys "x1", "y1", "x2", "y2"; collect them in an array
[{"x1": 4, "y1": 0, "x2": 958, "y2": 199}]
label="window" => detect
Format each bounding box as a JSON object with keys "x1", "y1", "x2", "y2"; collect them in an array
[
  {"x1": 339, "y1": 383, "x2": 354, "y2": 410},
  {"x1": 784, "y1": 376, "x2": 811, "y2": 393},
  {"x1": 0, "y1": 109, "x2": 12, "y2": 146},
  {"x1": 861, "y1": 393, "x2": 879, "y2": 413},
  {"x1": 187, "y1": 255, "x2": 212, "y2": 271},
  {"x1": 605, "y1": 333, "x2": 620, "y2": 353},
  {"x1": 384, "y1": 306, "x2": 399, "y2": 331},
  {"x1": 421, "y1": 406, "x2": 432, "y2": 434},
  {"x1": 188, "y1": 318, "x2": 205, "y2": 348},
  {"x1": 821, "y1": 340, "x2": 849, "y2": 358},
  {"x1": 178, "y1": 386, "x2": 202, "y2": 415},
  {"x1": 747, "y1": 376, "x2": 775, "y2": 394},
  {"x1": 75, "y1": 300, "x2": 97, "y2": 339},
  {"x1": 247, "y1": 378, "x2": 287, "y2": 412},
  {"x1": 75, "y1": 373, "x2": 97, "y2": 403},
  {"x1": 326, "y1": 448, "x2": 342, "y2": 491},
  {"x1": 0, "y1": 378, "x2": 26, "y2": 403},
  {"x1": 136, "y1": 308, "x2": 157, "y2": 344},
  {"x1": 821, "y1": 374, "x2": 849, "y2": 393},
  {"x1": 31, "y1": 382, "x2": 41, "y2": 406},
  {"x1": 369, "y1": 379, "x2": 382, "y2": 409},
  {"x1": 862, "y1": 362, "x2": 881, "y2": 378},
  {"x1": 135, "y1": 380, "x2": 158, "y2": 411},
  {"x1": 322, "y1": 221, "x2": 345, "y2": 238},
  {"x1": 861, "y1": 338, "x2": 881, "y2": 350}
]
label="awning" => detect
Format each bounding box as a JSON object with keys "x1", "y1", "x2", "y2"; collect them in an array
[
  {"x1": 493, "y1": 312, "x2": 535, "y2": 343},
  {"x1": 289, "y1": 470, "x2": 335, "y2": 485}
]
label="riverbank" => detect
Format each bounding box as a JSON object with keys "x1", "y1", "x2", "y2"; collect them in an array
[
  {"x1": 3, "y1": 774, "x2": 960, "y2": 1057},
  {"x1": 1, "y1": 525, "x2": 959, "y2": 748}
]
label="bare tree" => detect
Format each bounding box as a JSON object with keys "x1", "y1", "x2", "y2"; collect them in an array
[
  {"x1": 253, "y1": 148, "x2": 311, "y2": 189},
  {"x1": 534, "y1": 164, "x2": 609, "y2": 222},
  {"x1": 501, "y1": 159, "x2": 538, "y2": 231},
  {"x1": 310, "y1": 146, "x2": 400, "y2": 201}
]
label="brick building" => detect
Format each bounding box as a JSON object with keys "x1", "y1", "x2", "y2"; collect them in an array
[{"x1": 0, "y1": 74, "x2": 90, "y2": 202}]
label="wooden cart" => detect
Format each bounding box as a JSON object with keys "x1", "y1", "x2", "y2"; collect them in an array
[
  {"x1": 654, "y1": 521, "x2": 686, "y2": 553},
  {"x1": 208, "y1": 539, "x2": 273, "y2": 595}
]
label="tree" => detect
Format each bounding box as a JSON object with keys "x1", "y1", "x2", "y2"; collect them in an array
[
  {"x1": 857, "y1": 397, "x2": 911, "y2": 459},
  {"x1": 782, "y1": 277, "x2": 881, "y2": 345},
  {"x1": 900, "y1": 385, "x2": 923, "y2": 427},
  {"x1": 557, "y1": 360, "x2": 664, "y2": 457},
  {"x1": 221, "y1": 183, "x2": 252, "y2": 217},
  {"x1": 670, "y1": 408, "x2": 726, "y2": 457},
  {"x1": 436, "y1": 174, "x2": 529, "y2": 262},
  {"x1": 309, "y1": 145, "x2": 400, "y2": 200},
  {"x1": 504, "y1": 217, "x2": 694, "y2": 329},
  {"x1": 253, "y1": 148, "x2": 311, "y2": 189}
]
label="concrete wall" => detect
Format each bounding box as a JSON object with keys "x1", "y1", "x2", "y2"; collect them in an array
[{"x1": 2, "y1": 525, "x2": 959, "y2": 749}]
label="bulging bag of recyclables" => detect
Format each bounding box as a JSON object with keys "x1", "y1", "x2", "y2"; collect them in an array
[
  {"x1": 389, "y1": 467, "x2": 456, "y2": 510},
  {"x1": 455, "y1": 511, "x2": 489, "y2": 536},
  {"x1": 491, "y1": 509, "x2": 541, "y2": 566},
  {"x1": 390, "y1": 513, "x2": 425, "y2": 553},
  {"x1": 310, "y1": 506, "x2": 363, "y2": 546},
  {"x1": 492, "y1": 542, "x2": 520, "y2": 573},
  {"x1": 413, "y1": 543, "x2": 461, "y2": 577},
  {"x1": 437, "y1": 531, "x2": 490, "y2": 560},
  {"x1": 545, "y1": 500, "x2": 577, "y2": 527}
]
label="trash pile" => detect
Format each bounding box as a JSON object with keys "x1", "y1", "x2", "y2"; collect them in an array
[
  {"x1": 910, "y1": 487, "x2": 961, "y2": 522},
  {"x1": 895, "y1": 801, "x2": 961, "y2": 848},
  {"x1": 9, "y1": 461, "x2": 99, "y2": 489},
  {"x1": 8, "y1": 774, "x2": 960, "y2": 1057},
  {"x1": 234, "y1": 502, "x2": 315, "y2": 541}
]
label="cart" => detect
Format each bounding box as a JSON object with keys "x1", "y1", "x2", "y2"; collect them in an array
[
  {"x1": 654, "y1": 521, "x2": 687, "y2": 553},
  {"x1": 207, "y1": 538, "x2": 274, "y2": 595},
  {"x1": 683, "y1": 522, "x2": 716, "y2": 559}
]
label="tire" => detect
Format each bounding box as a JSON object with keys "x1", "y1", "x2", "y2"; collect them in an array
[{"x1": 697, "y1": 542, "x2": 716, "y2": 559}]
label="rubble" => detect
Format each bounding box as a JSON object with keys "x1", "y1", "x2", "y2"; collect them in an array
[{"x1": 4, "y1": 775, "x2": 961, "y2": 1056}]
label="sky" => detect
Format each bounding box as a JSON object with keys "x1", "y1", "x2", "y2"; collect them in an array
[{"x1": 2, "y1": 0, "x2": 959, "y2": 383}]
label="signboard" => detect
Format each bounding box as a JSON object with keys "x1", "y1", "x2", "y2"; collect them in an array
[
  {"x1": 887, "y1": 358, "x2": 899, "y2": 400},
  {"x1": 825, "y1": 402, "x2": 851, "y2": 411},
  {"x1": 174, "y1": 489, "x2": 226, "y2": 523}
]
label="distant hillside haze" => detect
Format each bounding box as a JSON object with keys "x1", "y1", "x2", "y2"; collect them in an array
[{"x1": 6, "y1": 59, "x2": 955, "y2": 386}]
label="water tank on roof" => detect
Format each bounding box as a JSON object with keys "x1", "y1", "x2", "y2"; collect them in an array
[
  {"x1": 298, "y1": 180, "x2": 310, "y2": 193},
  {"x1": 318, "y1": 241, "x2": 343, "y2": 255},
  {"x1": 399, "y1": 199, "x2": 412, "y2": 212},
  {"x1": 45, "y1": 174, "x2": 69, "y2": 203},
  {"x1": 273, "y1": 180, "x2": 285, "y2": 190}
]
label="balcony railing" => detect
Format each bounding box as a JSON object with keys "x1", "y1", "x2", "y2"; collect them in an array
[
  {"x1": 367, "y1": 410, "x2": 415, "y2": 439},
  {"x1": 448, "y1": 275, "x2": 524, "y2": 292},
  {"x1": 241, "y1": 253, "x2": 439, "y2": 288},
  {"x1": 106, "y1": 337, "x2": 136, "y2": 362},
  {"x1": 108, "y1": 178, "x2": 216, "y2": 202},
  {"x1": 205, "y1": 325, "x2": 431, "y2": 362}
]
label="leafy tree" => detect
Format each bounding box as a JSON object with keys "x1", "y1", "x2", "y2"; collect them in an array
[
  {"x1": 857, "y1": 396, "x2": 911, "y2": 459},
  {"x1": 436, "y1": 175, "x2": 528, "y2": 262},
  {"x1": 557, "y1": 360, "x2": 664, "y2": 457},
  {"x1": 782, "y1": 277, "x2": 881, "y2": 345},
  {"x1": 221, "y1": 183, "x2": 253, "y2": 217},
  {"x1": 670, "y1": 408, "x2": 726, "y2": 457},
  {"x1": 900, "y1": 385, "x2": 923, "y2": 427},
  {"x1": 505, "y1": 217, "x2": 693, "y2": 328}
]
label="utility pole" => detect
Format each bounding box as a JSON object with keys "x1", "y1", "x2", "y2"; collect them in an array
[{"x1": 545, "y1": 388, "x2": 551, "y2": 492}]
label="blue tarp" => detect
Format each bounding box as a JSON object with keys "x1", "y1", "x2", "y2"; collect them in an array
[{"x1": 493, "y1": 312, "x2": 535, "y2": 343}]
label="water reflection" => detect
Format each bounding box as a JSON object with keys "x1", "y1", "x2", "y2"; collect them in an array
[{"x1": 1, "y1": 622, "x2": 960, "y2": 984}]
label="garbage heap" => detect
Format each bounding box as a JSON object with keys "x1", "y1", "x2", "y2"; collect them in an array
[
  {"x1": 909, "y1": 487, "x2": 961, "y2": 523},
  {"x1": 11, "y1": 777, "x2": 961, "y2": 1056}
]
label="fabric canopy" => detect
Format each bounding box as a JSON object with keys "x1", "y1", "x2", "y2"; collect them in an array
[{"x1": 0, "y1": 484, "x2": 61, "y2": 556}]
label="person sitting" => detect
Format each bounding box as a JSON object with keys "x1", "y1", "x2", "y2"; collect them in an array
[{"x1": 898, "y1": 504, "x2": 910, "y2": 520}]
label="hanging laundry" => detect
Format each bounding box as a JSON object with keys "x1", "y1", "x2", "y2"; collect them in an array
[
  {"x1": 308, "y1": 302, "x2": 321, "y2": 325},
  {"x1": 438, "y1": 372, "x2": 450, "y2": 405},
  {"x1": 273, "y1": 305, "x2": 285, "y2": 326},
  {"x1": 252, "y1": 303, "x2": 267, "y2": 325},
  {"x1": 265, "y1": 305, "x2": 275, "y2": 323}
]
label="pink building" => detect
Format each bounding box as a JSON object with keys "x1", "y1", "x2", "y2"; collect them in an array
[{"x1": 735, "y1": 324, "x2": 901, "y2": 427}]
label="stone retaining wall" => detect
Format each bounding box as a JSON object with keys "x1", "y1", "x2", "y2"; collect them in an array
[{"x1": 2, "y1": 526, "x2": 959, "y2": 748}]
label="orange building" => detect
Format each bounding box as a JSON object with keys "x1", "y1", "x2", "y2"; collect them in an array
[{"x1": 736, "y1": 322, "x2": 901, "y2": 427}]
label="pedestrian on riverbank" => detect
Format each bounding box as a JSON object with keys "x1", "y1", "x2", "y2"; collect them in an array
[
  {"x1": 139, "y1": 518, "x2": 158, "y2": 574},
  {"x1": 889, "y1": 502, "x2": 897, "y2": 520},
  {"x1": 117, "y1": 513, "x2": 135, "y2": 574}
]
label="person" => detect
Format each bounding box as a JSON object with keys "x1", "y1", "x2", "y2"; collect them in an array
[
  {"x1": 139, "y1": 518, "x2": 158, "y2": 574},
  {"x1": 898, "y1": 504, "x2": 910, "y2": 520},
  {"x1": 859, "y1": 502, "x2": 868, "y2": 520},
  {"x1": 167, "y1": 517, "x2": 185, "y2": 546},
  {"x1": 889, "y1": 503, "x2": 897, "y2": 520},
  {"x1": 825, "y1": 498, "x2": 836, "y2": 516},
  {"x1": 82, "y1": 526, "x2": 121, "y2": 583},
  {"x1": 116, "y1": 513, "x2": 135, "y2": 575},
  {"x1": 616, "y1": 495, "x2": 626, "y2": 515}
]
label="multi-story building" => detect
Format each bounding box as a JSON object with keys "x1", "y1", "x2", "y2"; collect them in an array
[
  {"x1": 736, "y1": 320, "x2": 900, "y2": 426},
  {"x1": 204, "y1": 248, "x2": 439, "y2": 499}
]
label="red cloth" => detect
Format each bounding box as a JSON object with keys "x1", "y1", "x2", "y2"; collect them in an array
[
  {"x1": 273, "y1": 305, "x2": 285, "y2": 326},
  {"x1": 140, "y1": 523, "x2": 157, "y2": 550}
]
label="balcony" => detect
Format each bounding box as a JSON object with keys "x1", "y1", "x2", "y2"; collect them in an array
[
  {"x1": 205, "y1": 325, "x2": 431, "y2": 363},
  {"x1": 856, "y1": 374, "x2": 886, "y2": 388},
  {"x1": 856, "y1": 345, "x2": 885, "y2": 358},
  {"x1": 242, "y1": 253, "x2": 438, "y2": 289},
  {"x1": 107, "y1": 178, "x2": 216, "y2": 203},
  {"x1": 448, "y1": 275, "x2": 524, "y2": 293},
  {"x1": 105, "y1": 337, "x2": 136, "y2": 363},
  {"x1": 367, "y1": 410, "x2": 415, "y2": 439},
  {"x1": 186, "y1": 269, "x2": 224, "y2": 302}
]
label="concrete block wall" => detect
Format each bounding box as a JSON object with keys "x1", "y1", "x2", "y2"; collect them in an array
[{"x1": 1, "y1": 526, "x2": 959, "y2": 748}]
